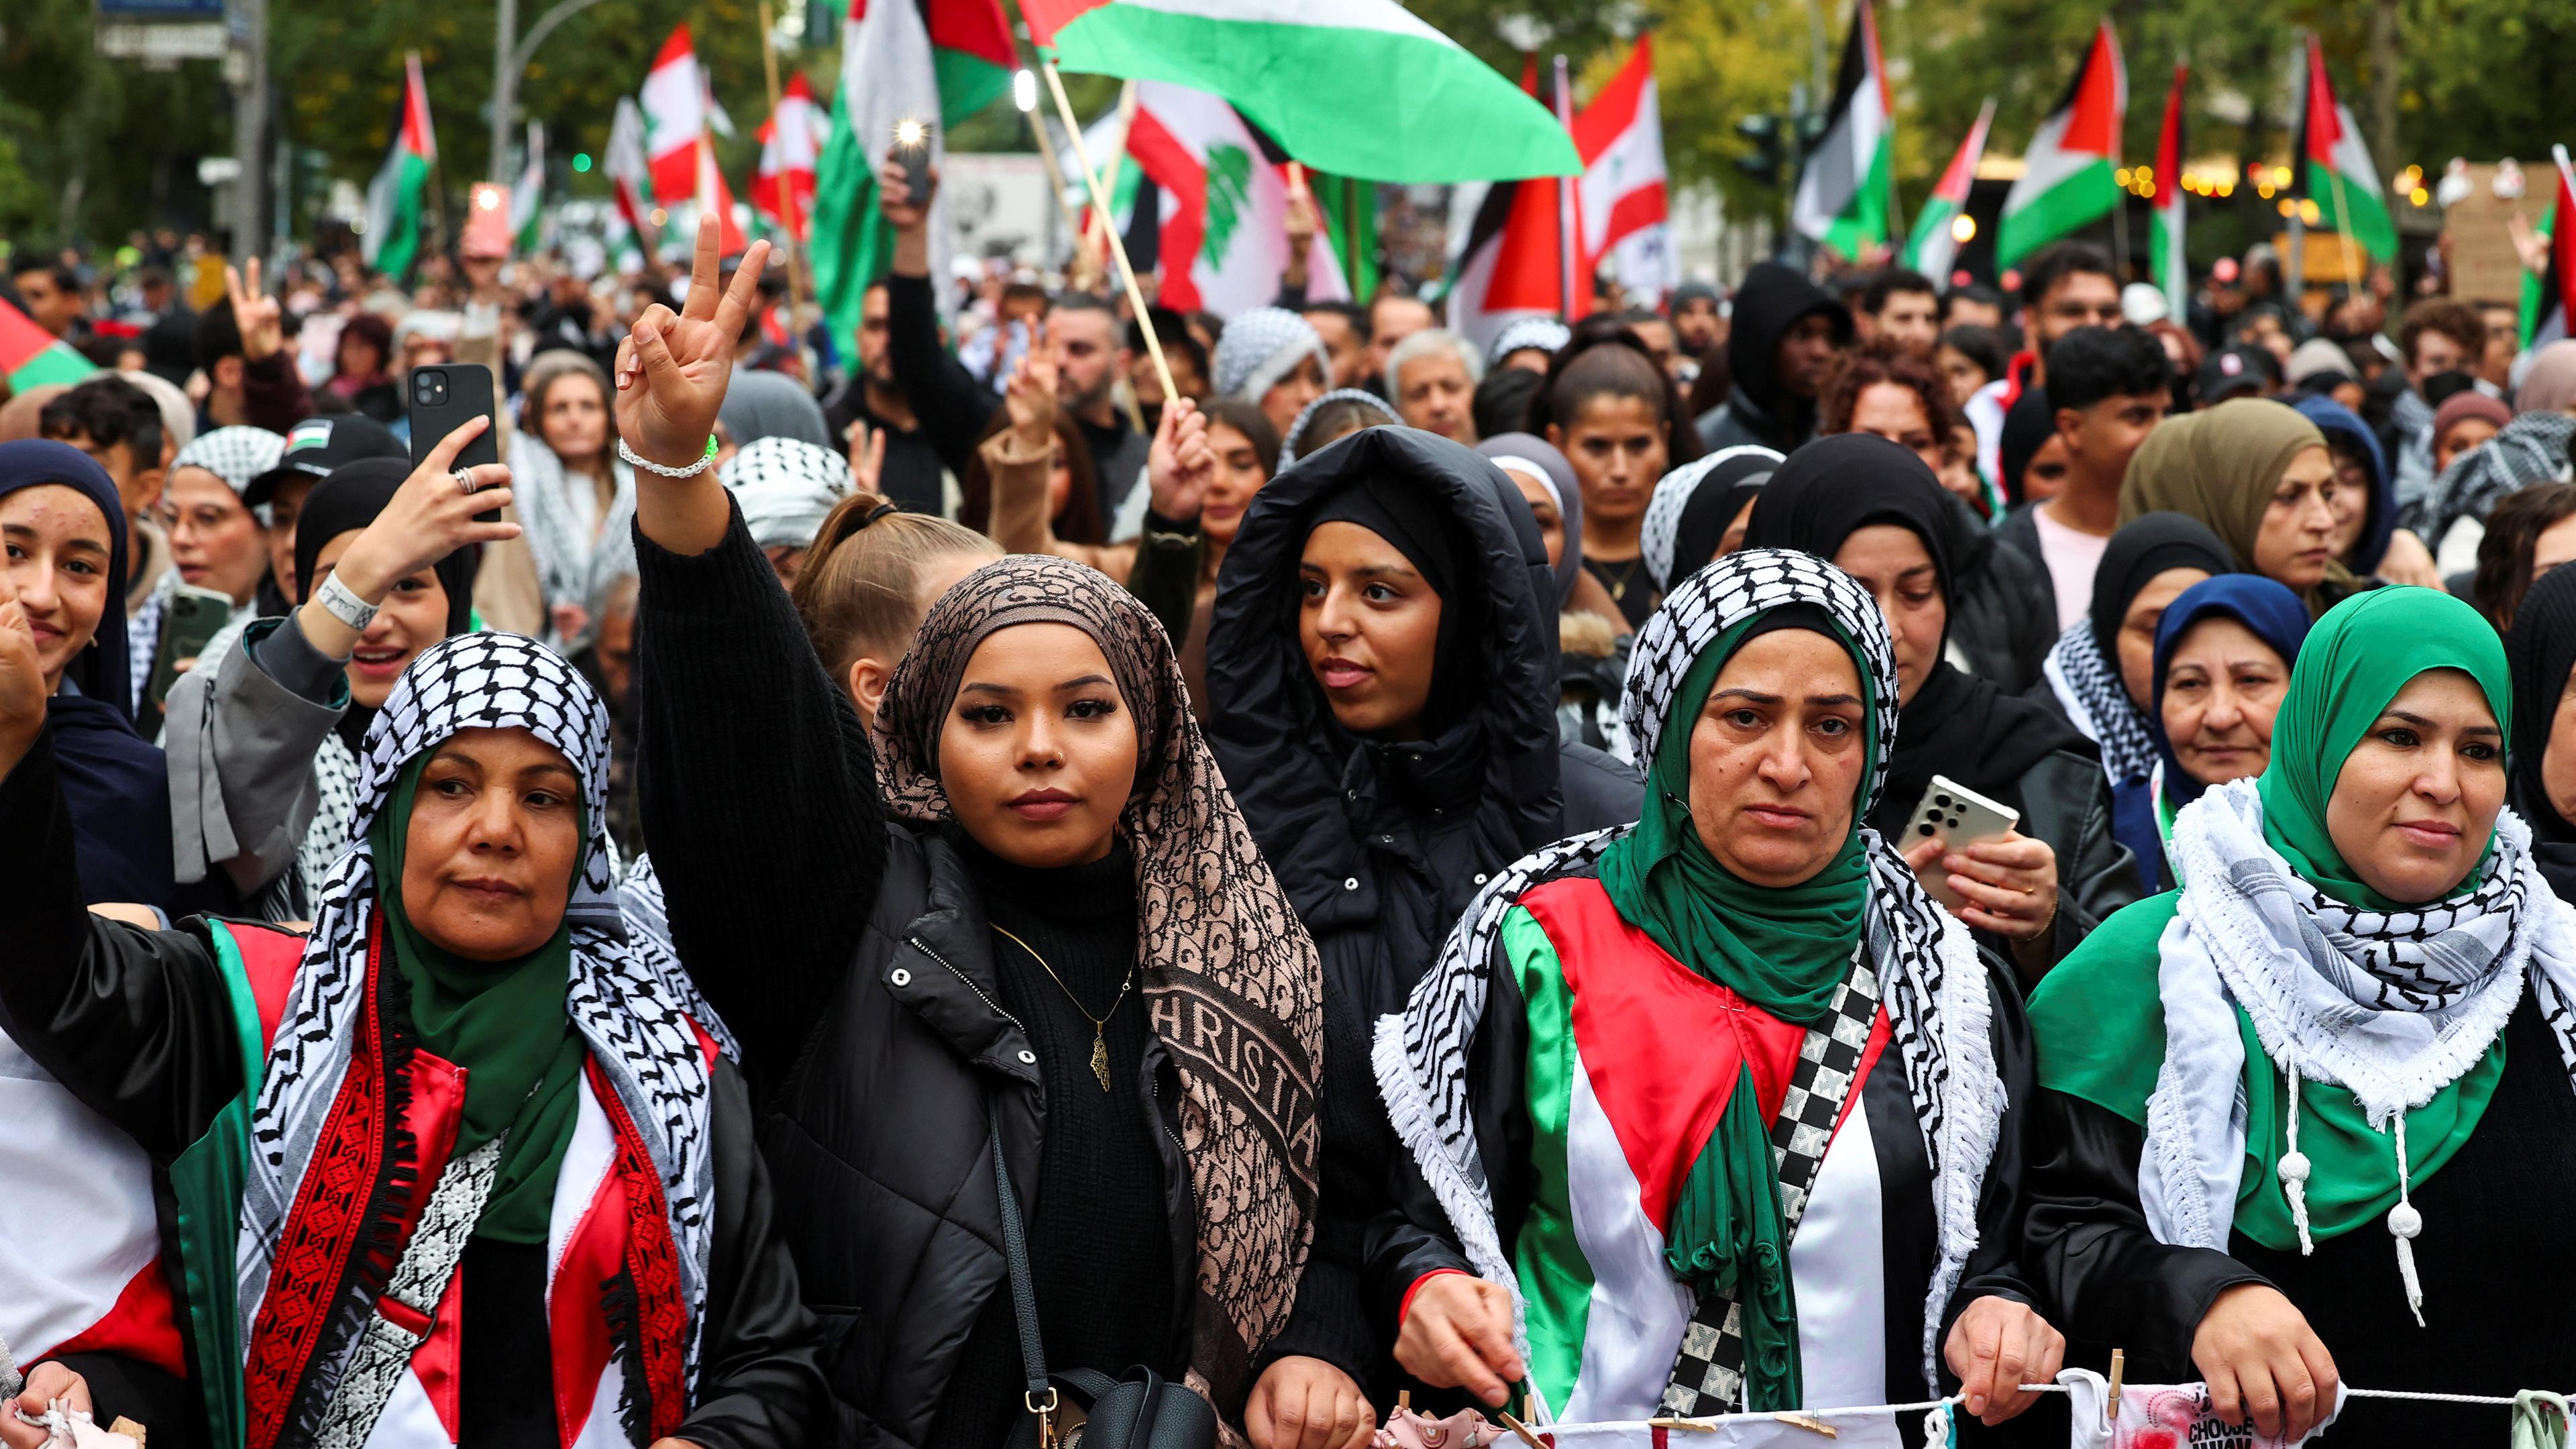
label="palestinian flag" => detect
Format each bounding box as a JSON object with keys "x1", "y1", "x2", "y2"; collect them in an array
[
  {"x1": 363, "y1": 52, "x2": 437, "y2": 281},
  {"x1": 1995, "y1": 19, "x2": 2125, "y2": 270},
  {"x1": 755, "y1": 73, "x2": 826, "y2": 244},
  {"x1": 2295, "y1": 35, "x2": 2396, "y2": 266},
  {"x1": 1096, "y1": 82, "x2": 1353, "y2": 317},
  {"x1": 1902, "y1": 98, "x2": 1994, "y2": 283},
  {"x1": 2522, "y1": 148, "x2": 2576, "y2": 350},
  {"x1": 2149, "y1": 64, "x2": 2188, "y2": 319},
  {"x1": 1490, "y1": 881, "x2": 1889, "y2": 1422},
  {"x1": 1444, "y1": 56, "x2": 1580, "y2": 353},
  {"x1": 511, "y1": 119, "x2": 547, "y2": 256},
  {"x1": 810, "y1": 0, "x2": 1015, "y2": 348},
  {"x1": 0, "y1": 297, "x2": 97, "y2": 391},
  {"x1": 1020, "y1": 0, "x2": 1578, "y2": 184},
  {"x1": 1790, "y1": 0, "x2": 1894, "y2": 262}
]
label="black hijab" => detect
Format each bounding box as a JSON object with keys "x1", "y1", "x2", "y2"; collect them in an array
[
  {"x1": 0, "y1": 439, "x2": 193, "y2": 909},
  {"x1": 294, "y1": 458, "x2": 480, "y2": 749},
  {"x1": 1743, "y1": 433, "x2": 2088, "y2": 836},
  {"x1": 1998, "y1": 387, "x2": 2055, "y2": 509},
  {"x1": 1306, "y1": 472, "x2": 1485, "y2": 737},
  {"x1": 2087, "y1": 512, "x2": 2235, "y2": 663},
  {"x1": 2505, "y1": 562, "x2": 2576, "y2": 895}
]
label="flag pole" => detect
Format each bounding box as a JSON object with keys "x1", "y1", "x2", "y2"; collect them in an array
[
  {"x1": 1075, "y1": 81, "x2": 1138, "y2": 276},
  {"x1": 1023, "y1": 83, "x2": 1095, "y2": 280},
  {"x1": 1042, "y1": 60, "x2": 1177, "y2": 402},
  {"x1": 755, "y1": 2, "x2": 812, "y2": 328},
  {"x1": 1554, "y1": 53, "x2": 1578, "y2": 317}
]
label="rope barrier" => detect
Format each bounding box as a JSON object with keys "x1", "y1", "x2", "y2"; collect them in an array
[{"x1": 1612, "y1": 1380, "x2": 2547, "y2": 1438}]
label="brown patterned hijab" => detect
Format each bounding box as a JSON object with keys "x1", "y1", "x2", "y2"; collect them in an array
[{"x1": 872, "y1": 553, "x2": 1324, "y2": 1404}]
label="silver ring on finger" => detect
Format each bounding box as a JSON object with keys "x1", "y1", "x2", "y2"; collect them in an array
[{"x1": 453, "y1": 468, "x2": 480, "y2": 494}]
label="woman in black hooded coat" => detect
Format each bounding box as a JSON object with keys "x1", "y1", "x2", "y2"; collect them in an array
[
  {"x1": 1743, "y1": 435, "x2": 2141, "y2": 985},
  {"x1": 1204, "y1": 425, "x2": 1644, "y2": 1395}
]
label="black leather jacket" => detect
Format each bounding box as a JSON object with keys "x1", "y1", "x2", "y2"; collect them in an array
[{"x1": 1993, "y1": 747, "x2": 2145, "y2": 979}]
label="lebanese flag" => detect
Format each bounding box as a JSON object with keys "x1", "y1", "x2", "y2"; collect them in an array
[
  {"x1": 640, "y1": 25, "x2": 748, "y2": 254},
  {"x1": 1446, "y1": 56, "x2": 1581, "y2": 354},
  {"x1": 2149, "y1": 65, "x2": 2188, "y2": 320},
  {"x1": 1572, "y1": 36, "x2": 1675, "y2": 299},
  {"x1": 1108, "y1": 83, "x2": 1352, "y2": 316},
  {"x1": 1790, "y1": 0, "x2": 1894, "y2": 262},
  {"x1": 1995, "y1": 19, "x2": 2125, "y2": 268},
  {"x1": 604, "y1": 95, "x2": 657, "y2": 268},
  {"x1": 755, "y1": 73, "x2": 826, "y2": 243},
  {"x1": 2296, "y1": 35, "x2": 2396, "y2": 265},
  {"x1": 1902, "y1": 98, "x2": 1994, "y2": 284}
]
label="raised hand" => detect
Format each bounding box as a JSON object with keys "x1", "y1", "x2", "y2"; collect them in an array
[
  {"x1": 1146, "y1": 396, "x2": 1212, "y2": 523},
  {"x1": 614, "y1": 214, "x2": 771, "y2": 472},
  {"x1": 225, "y1": 258, "x2": 284, "y2": 364},
  {"x1": 300, "y1": 416, "x2": 521, "y2": 658},
  {"x1": 845, "y1": 419, "x2": 886, "y2": 498},
  {"x1": 1003, "y1": 318, "x2": 1060, "y2": 445},
  {"x1": 0, "y1": 583, "x2": 46, "y2": 781}
]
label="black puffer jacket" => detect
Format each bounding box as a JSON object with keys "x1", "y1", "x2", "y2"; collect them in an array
[{"x1": 1205, "y1": 426, "x2": 1644, "y2": 1397}]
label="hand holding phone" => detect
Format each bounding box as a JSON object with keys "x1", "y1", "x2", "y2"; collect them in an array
[
  {"x1": 407, "y1": 364, "x2": 503, "y2": 523},
  {"x1": 1900, "y1": 773, "x2": 2020, "y2": 913}
]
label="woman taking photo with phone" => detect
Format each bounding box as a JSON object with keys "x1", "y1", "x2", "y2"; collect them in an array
[
  {"x1": 1372, "y1": 551, "x2": 2060, "y2": 1432},
  {"x1": 2025, "y1": 587, "x2": 2576, "y2": 1446},
  {"x1": 165, "y1": 421, "x2": 512, "y2": 919},
  {"x1": 1743, "y1": 435, "x2": 2139, "y2": 979},
  {"x1": 621, "y1": 221, "x2": 1366, "y2": 1449}
]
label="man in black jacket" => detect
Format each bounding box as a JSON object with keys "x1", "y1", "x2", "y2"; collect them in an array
[
  {"x1": 1695, "y1": 261, "x2": 1852, "y2": 453},
  {"x1": 820, "y1": 276, "x2": 956, "y2": 516}
]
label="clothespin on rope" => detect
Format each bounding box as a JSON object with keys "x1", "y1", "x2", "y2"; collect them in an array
[
  {"x1": 2106, "y1": 1348, "x2": 2127, "y2": 1428},
  {"x1": 1495, "y1": 1411, "x2": 1546, "y2": 1449}
]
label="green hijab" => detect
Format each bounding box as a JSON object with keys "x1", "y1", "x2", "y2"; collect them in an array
[
  {"x1": 1596, "y1": 604, "x2": 1880, "y2": 1412},
  {"x1": 1597, "y1": 607, "x2": 1881, "y2": 1024},
  {"x1": 2254, "y1": 586, "x2": 2513, "y2": 912},
  {"x1": 366, "y1": 757, "x2": 586, "y2": 1244},
  {"x1": 2121, "y1": 398, "x2": 2349, "y2": 612}
]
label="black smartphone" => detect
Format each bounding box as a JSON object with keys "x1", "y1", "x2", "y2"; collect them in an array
[
  {"x1": 146, "y1": 583, "x2": 236, "y2": 712},
  {"x1": 407, "y1": 363, "x2": 502, "y2": 523},
  {"x1": 890, "y1": 121, "x2": 933, "y2": 207}
]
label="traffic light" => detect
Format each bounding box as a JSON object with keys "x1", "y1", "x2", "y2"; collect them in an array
[{"x1": 1737, "y1": 113, "x2": 1785, "y2": 186}]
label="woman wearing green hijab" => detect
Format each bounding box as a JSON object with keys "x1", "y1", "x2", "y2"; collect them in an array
[
  {"x1": 2025, "y1": 586, "x2": 2576, "y2": 1447},
  {"x1": 1372, "y1": 549, "x2": 2062, "y2": 1432},
  {"x1": 2121, "y1": 397, "x2": 2360, "y2": 616},
  {"x1": 0, "y1": 625, "x2": 824, "y2": 1449}
]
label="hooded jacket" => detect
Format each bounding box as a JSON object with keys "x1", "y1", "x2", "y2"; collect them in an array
[
  {"x1": 1695, "y1": 262, "x2": 1854, "y2": 454},
  {"x1": 1204, "y1": 426, "x2": 1644, "y2": 1395}
]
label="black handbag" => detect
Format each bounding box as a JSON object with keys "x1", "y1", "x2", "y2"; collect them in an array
[{"x1": 989, "y1": 1110, "x2": 1218, "y2": 1449}]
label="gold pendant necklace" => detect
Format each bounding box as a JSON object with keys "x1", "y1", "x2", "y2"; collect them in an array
[{"x1": 991, "y1": 923, "x2": 1133, "y2": 1092}]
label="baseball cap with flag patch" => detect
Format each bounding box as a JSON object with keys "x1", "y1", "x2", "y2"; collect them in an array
[{"x1": 244, "y1": 415, "x2": 408, "y2": 508}]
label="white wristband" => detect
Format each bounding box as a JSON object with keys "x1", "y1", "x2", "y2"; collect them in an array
[
  {"x1": 616, "y1": 435, "x2": 718, "y2": 479},
  {"x1": 313, "y1": 572, "x2": 380, "y2": 633}
]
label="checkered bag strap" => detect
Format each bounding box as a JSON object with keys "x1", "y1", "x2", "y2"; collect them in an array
[{"x1": 1657, "y1": 949, "x2": 1884, "y2": 1417}]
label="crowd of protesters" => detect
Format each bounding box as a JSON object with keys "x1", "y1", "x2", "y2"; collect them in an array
[{"x1": 5, "y1": 149, "x2": 2576, "y2": 1449}]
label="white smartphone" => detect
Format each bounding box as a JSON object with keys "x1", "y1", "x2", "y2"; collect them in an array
[{"x1": 1902, "y1": 773, "x2": 2021, "y2": 912}]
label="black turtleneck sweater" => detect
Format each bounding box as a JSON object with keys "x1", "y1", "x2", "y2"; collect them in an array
[{"x1": 928, "y1": 833, "x2": 1181, "y2": 1448}]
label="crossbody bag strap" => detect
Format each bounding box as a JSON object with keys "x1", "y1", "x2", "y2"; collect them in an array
[{"x1": 988, "y1": 1104, "x2": 1061, "y2": 1445}]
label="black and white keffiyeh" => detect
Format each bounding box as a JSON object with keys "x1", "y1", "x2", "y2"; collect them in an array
[
  {"x1": 510, "y1": 433, "x2": 638, "y2": 645},
  {"x1": 233, "y1": 633, "x2": 720, "y2": 1398},
  {"x1": 1488, "y1": 317, "x2": 1572, "y2": 367},
  {"x1": 172, "y1": 425, "x2": 288, "y2": 498},
  {"x1": 2043, "y1": 619, "x2": 2160, "y2": 785},
  {"x1": 718, "y1": 435, "x2": 853, "y2": 552},
  {"x1": 1212, "y1": 306, "x2": 1330, "y2": 405},
  {"x1": 1638, "y1": 446, "x2": 1783, "y2": 597},
  {"x1": 1372, "y1": 548, "x2": 2006, "y2": 1401},
  {"x1": 1279, "y1": 388, "x2": 1401, "y2": 468},
  {"x1": 2141, "y1": 778, "x2": 2576, "y2": 1254}
]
